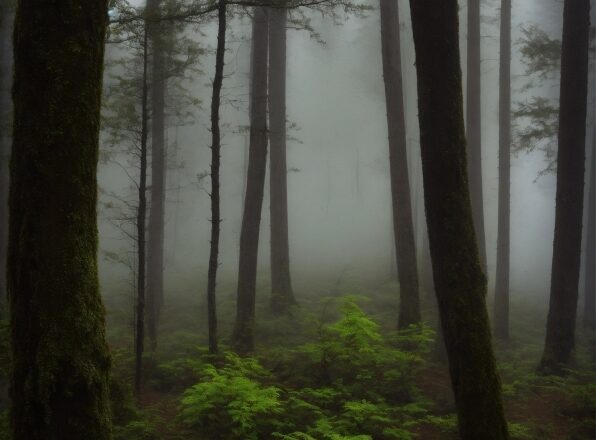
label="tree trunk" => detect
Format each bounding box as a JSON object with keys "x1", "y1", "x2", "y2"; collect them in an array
[
  {"x1": 408, "y1": 1, "x2": 509, "y2": 438},
  {"x1": 8, "y1": 1, "x2": 111, "y2": 438},
  {"x1": 207, "y1": 0, "x2": 227, "y2": 355},
  {"x1": 494, "y1": 0, "x2": 511, "y2": 340},
  {"x1": 540, "y1": 0, "x2": 590, "y2": 372},
  {"x1": 135, "y1": 25, "x2": 150, "y2": 395},
  {"x1": 0, "y1": 3, "x2": 14, "y2": 311},
  {"x1": 379, "y1": 0, "x2": 420, "y2": 329},
  {"x1": 268, "y1": 6, "x2": 295, "y2": 313},
  {"x1": 147, "y1": 0, "x2": 167, "y2": 352},
  {"x1": 233, "y1": 7, "x2": 269, "y2": 354},
  {"x1": 584, "y1": 138, "x2": 595, "y2": 332},
  {"x1": 466, "y1": 0, "x2": 487, "y2": 274}
]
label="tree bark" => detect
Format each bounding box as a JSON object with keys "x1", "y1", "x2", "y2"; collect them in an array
[
  {"x1": 466, "y1": 0, "x2": 487, "y2": 274},
  {"x1": 379, "y1": 0, "x2": 420, "y2": 329},
  {"x1": 146, "y1": 0, "x2": 167, "y2": 352},
  {"x1": 408, "y1": 1, "x2": 509, "y2": 438},
  {"x1": 584, "y1": 138, "x2": 595, "y2": 332},
  {"x1": 207, "y1": 0, "x2": 226, "y2": 355},
  {"x1": 268, "y1": 6, "x2": 295, "y2": 313},
  {"x1": 135, "y1": 25, "x2": 150, "y2": 395},
  {"x1": 541, "y1": 0, "x2": 590, "y2": 372},
  {"x1": 233, "y1": 7, "x2": 269, "y2": 354},
  {"x1": 494, "y1": 0, "x2": 511, "y2": 340},
  {"x1": 8, "y1": 0, "x2": 111, "y2": 438}
]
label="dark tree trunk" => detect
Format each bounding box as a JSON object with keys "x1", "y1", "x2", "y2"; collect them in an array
[
  {"x1": 0, "y1": 4, "x2": 14, "y2": 310},
  {"x1": 207, "y1": 0, "x2": 226, "y2": 355},
  {"x1": 494, "y1": 0, "x2": 511, "y2": 340},
  {"x1": 541, "y1": 0, "x2": 590, "y2": 372},
  {"x1": 135, "y1": 26, "x2": 150, "y2": 395},
  {"x1": 466, "y1": 0, "x2": 487, "y2": 273},
  {"x1": 408, "y1": 1, "x2": 509, "y2": 439},
  {"x1": 379, "y1": 0, "x2": 420, "y2": 329},
  {"x1": 233, "y1": 7, "x2": 269, "y2": 354},
  {"x1": 268, "y1": 6, "x2": 295, "y2": 313},
  {"x1": 147, "y1": 0, "x2": 166, "y2": 352},
  {"x1": 8, "y1": 1, "x2": 111, "y2": 438},
  {"x1": 584, "y1": 140, "x2": 595, "y2": 332}
]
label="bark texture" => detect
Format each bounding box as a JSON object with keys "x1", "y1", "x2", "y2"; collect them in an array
[
  {"x1": 207, "y1": 0, "x2": 226, "y2": 354},
  {"x1": 268, "y1": 6, "x2": 295, "y2": 313},
  {"x1": 541, "y1": 0, "x2": 590, "y2": 371},
  {"x1": 408, "y1": 1, "x2": 509, "y2": 438},
  {"x1": 233, "y1": 7, "x2": 269, "y2": 353},
  {"x1": 8, "y1": 0, "x2": 112, "y2": 438},
  {"x1": 146, "y1": 0, "x2": 166, "y2": 352},
  {"x1": 380, "y1": 0, "x2": 420, "y2": 329},
  {"x1": 466, "y1": 0, "x2": 487, "y2": 273},
  {"x1": 494, "y1": 0, "x2": 511, "y2": 340}
]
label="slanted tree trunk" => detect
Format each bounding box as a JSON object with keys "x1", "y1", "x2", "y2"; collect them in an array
[
  {"x1": 135, "y1": 25, "x2": 150, "y2": 395},
  {"x1": 147, "y1": 0, "x2": 167, "y2": 352},
  {"x1": 494, "y1": 0, "x2": 512, "y2": 340},
  {"x1": 8, "y1": 1, "x2": 111, "y2": 438},
  {"x1": 233, "y1": 7, "x2": 269, "y2": 354},
  {"x1": 584, "y1": 139, "x2": 595, "y2": 332},
  {"x1": 0, "y1": 3, "x2": 14, "y2": 309},
  {"x1": 466, "y1": 0, "x2": 487, "y2": 273},
  {"x1": 379, "y1": 0, "x2": 420, "y2": 329},
  {"x1": 408, "y1": 1, "x2": 509, "y2": 438},
  {"x1": 540, "y1": 0, "x2": 590, "y2": 372},
  {"x1": 206, "y1": 0, "x2": 227, "y2": 355},
  {"x1": 268, "y1": 6, "x2": 295, "y2": 313}
]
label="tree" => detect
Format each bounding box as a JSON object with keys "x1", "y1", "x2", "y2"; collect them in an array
[
  {"x1": 8, "y1": 0, "x2": 112, "y2": 437},
  {"x1": 206, "y1": 0, "x2": 227, "y2": 354},
  {"x1": 379, "y1": 0, "x2": 420, "y2": 329},
  {"x1": 268, "y1": 5, "x2": 296, "y2": 313},
  {"x1": 584, "y1": 139, "x2": 595, "y2": 332},
  {"x1": 408, "y1": 1, "x2": 509, "y2": 438},
  {"x1": 466, "y1": 0, "x2": 487, "y2": 273},
  {"x1": 494, "y1": 0, "x2": 511, "y2": 340},
  {"x1": 540, "y1": 0, "x2": 590, "y2": 372}
]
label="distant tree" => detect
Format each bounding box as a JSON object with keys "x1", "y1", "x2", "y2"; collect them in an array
[
  {"x1": 584, "y1": 139, "x2": 595, "y2": 332},
  {"x1": 408, "y1": 0, "x2": 509, "y2": 438},
  {"x1": 466, "y1": 0, "x2": 487, "y2": 273},
  {"x1": 206, "y1": 0, "x2": 227, "y2": 354},
  {"x1": 269, "y1": 4, "x2": 296, "y2": 313},
  {"x1": 494, "y1": 0, "x2": 511, "y2": 340},
  {"x1": 8, "y1": 0, "x2": 112, "y2": 437},
  {"x1": 541, "y1": 0, "x2": 590, "y2": 372},
  {"x1": 233, "y1": 6, "x2": 269, "y2": 354},
  {"x1": 379, "y1": 0, "x2": 420, "y2": 329}
]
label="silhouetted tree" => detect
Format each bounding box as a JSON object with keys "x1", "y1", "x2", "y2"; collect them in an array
[
  {"x1": 540, "y1": 0, "x2": 590, "y2": 372},
  {"x1": 379, "y1": 0, "x2": 420, "y2": 329},
  {"x1": 584, "y1": 139, "x2": 595, "y2": 332},
  {"x1": 8, "y1": 0, "x2": 112, "y2": 437},
  {"x1": 494, "y1": 0, "x2": 511, "y2": 340},
  {"x1": 408, "y1": 0, "x2": 509, "y2": 438}
]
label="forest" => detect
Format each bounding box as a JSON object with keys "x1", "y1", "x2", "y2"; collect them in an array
[{"x1": 0, "y1": 0, "x2": 594, "y2": 439}]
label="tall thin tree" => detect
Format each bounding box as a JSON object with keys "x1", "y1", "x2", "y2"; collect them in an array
[
  {"x1": 494, "y1": 0, "x2": 511, "y2": 340},
  {"x1": 541, "y1": 0, "x2": 590, "y2": 372},
  {"x1": 584, "y1": 137, "x2": 595, "y2": 332},
  {"x1": 8, "y1": 0, "x2": 112, "y2": 437},
  {"x1": 379, "y1": 0, "x2": 420, "y2": 329},
  {"x1": 206, "y1": 0, "x2": 227, "y2": 354},
  {"x1": 233, "y1": 7, "x2": 269, "y2": 353},
  {"x1": 408, "y1": 1, "x2": 509, "y2": 438},
  {"x1": 268, "y1": 5, "x2": 296, "y2": 313}
]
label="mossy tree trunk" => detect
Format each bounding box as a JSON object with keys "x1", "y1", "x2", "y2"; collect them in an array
[
  {"x1": 206, "y1": 0, "x2": 227, "y2": 354},
  {"x1": 541, "y1": 0, "x2": 590, "y2": 372},
  {"x1": 268, "y1": 6, "x2": 296, "y2": 313},
  {"x1": 147, "y1": 0, "x2": 167, "y2": 352},
  {"x1": 8, "y1": 0, "x2": 112, "y2": 438},
  {"x1": 466, "y1": 0, "x2": 487, "y2": 274},
  {"x1": 233, "y1": 7, "x2": 269, "y2": 354},
  {"x1": 379, "y1": 0, "x2": 420, "y2": 329},
  {"x1": 408, "y1": 1, "x2": 509, "y2": 438},
  {"x1": 494, "y1": 0, "x2": 511, "y2": 340}
]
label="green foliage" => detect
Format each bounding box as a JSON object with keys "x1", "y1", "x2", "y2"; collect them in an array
[{"x1": 518, "y1": 26, "x2": 560, "y2": 79}]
